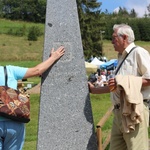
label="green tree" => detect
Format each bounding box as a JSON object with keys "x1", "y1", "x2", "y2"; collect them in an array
[
  {"x1": 1, "y1": 0, "x2": 46, "y2": 22},
  {"x1": 147, "y1": 4, "x2": 150, "y2": 17},
  {"x1": 129, "y1": 9, "x2": 137, "y2": 18},
  {"x1": 118, "y1": 7, "x2": 129, "y2": 17},
  {"x1": 138, "y1": 18, "x2": 150, "y2": 41},
  {"x1": 76, "y1": 0, "x2": 103, "y2": 59},
  {"x1": 128, "y1": 19, "x2": 140, "y2": 41}
]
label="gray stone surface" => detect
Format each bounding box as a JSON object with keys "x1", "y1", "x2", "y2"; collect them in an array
[{"x1": 37, "y1": 0, "x2": 97, "y2": 149}]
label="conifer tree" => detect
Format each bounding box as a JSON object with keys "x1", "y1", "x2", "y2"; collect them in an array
[{"x1": 76, "y1": 0, "x2": 103, "y2": 59}]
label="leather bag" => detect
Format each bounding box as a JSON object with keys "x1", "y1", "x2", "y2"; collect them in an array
[{"x1": 0, "y1": 66, "x2": 30, "y2": 123}]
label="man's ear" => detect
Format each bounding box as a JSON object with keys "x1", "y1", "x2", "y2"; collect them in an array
[{"x1": 123, "y1": 35, "x2": 127, "y2": 40}]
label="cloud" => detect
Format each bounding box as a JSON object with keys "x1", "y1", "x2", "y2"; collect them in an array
[
  {"x1": 132, "y1": 6, "x2": 148, "y2": 17},
  {"x1": 125, "y1": 0, "x2": 150, "y2": 17},
  {"x1": 113, "y1": 7, "x2": 120, "y2": 13},
  {"x1": 99, "y1": 0, "x2": 150, "y2": 17}
]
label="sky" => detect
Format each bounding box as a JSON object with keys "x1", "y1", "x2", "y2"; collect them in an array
[{"x1": 98, "y1": 0, "x2": 150, "y2": 17}]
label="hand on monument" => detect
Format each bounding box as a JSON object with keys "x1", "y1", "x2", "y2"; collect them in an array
[{"x1": 50, "y1": 46, "x2": 65, "y2": 60}]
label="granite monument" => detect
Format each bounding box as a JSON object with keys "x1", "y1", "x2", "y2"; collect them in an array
[{"x1": 37, "y1": 1, "x2": 97, "y2": 149}]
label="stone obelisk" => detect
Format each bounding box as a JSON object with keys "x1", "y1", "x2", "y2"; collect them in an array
[{"x1": 37, "y1": 1, "x2": 97, "y2": 149}]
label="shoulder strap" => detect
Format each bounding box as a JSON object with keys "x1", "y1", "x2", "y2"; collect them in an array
[
  {"x1": 4, "y1": 66, "x2": 8, "y2": 86},
  {"x1": 115, "y1": 46, "x2": 137, "y2": 75}
]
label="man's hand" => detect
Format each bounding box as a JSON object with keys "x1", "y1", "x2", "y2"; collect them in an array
[{"x1": 108, "y1": 78, "x2": 117, "y2": 92}]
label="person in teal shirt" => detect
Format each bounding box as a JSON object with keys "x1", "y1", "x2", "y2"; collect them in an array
[{"x1": 0, "y1": 46, "x2": 65, "y2": 150}]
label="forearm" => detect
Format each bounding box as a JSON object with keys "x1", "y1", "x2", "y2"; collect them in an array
[
  {"x1": 24, "y1": 46, "x2": 65, "y2": 78},
  {"x1": 142, "y1": 78, "x2": 150, "y2": 87},
  {"x1": 24, "y1": 57, "x2": 56, "y2": 78},
  {"x1": 90, "y1": 86, "x2": 110, "y2": 94},
  {"x1": 35, "y1": 57, "x2": 56, "y2": 75}
]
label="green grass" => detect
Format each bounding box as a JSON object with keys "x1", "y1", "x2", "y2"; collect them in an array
[
  {"x1": 1, "y1": 18, "x2": 150, "y2": 62},
  {"x1": 0, "y1": 18, "x2": 44, "y2": 35},
  {"x1": 0, "y1": 34, "x2": 44, "y2": 61},
  {"x1": 22, "y1": 93, "x2": 112, "y2": 150},
  {"x1": 91, "y1": 93, "x2": 113, "y2": 150},
  {"x1": 0, "y1": 18, "x2": 45, "y2": 61},
  {"x1": 23, "y1": 94, "x2": 40, "y2": 150},
  {"x1": 23, "y1": 92, "x2": 150, "y2": 150},
  {"x1": 91, "y1": 93, "x2": 112, "y2": 126},
  {"x1": 0, "y1": 61, "x2": 40, "y2": 67}
]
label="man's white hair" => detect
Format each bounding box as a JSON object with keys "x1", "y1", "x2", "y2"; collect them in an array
[{"x1": 113, "y1": 24, "x2": 135, "y2": 43}]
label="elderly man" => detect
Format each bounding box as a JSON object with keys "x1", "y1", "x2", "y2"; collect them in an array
[{"x1": 88, "y1": 24, "x2": 150, "y2": 150}]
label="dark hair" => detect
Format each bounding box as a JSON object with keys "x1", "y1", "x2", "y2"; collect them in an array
[
  {"x1": 88, "y1": 73, "x2": 97, "y2": 83},
  {"x1": 97, "y1": 69, "x2": 100, "y2": 76}
]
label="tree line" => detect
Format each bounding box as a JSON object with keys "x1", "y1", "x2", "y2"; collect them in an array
[{"x1": 1, "y1": 0, "x2": 150, "y2": 59}]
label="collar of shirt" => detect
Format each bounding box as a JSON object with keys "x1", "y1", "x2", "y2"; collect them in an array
[
  {"x1": 123, "y1": 42, "x2": 136, "y2": 55},
  {"x1": 118, "y1": 42, "x2": 136, "y2": 59},
  {"x1": 117, "y1": 42, "x2": 136, "y2": 65}
]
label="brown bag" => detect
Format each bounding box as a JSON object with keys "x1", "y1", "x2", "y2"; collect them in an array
[{"x1": 0, "y1": 66, "x2": 30, "y2": 123}]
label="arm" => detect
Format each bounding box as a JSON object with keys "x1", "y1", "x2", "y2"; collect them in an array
[
  {"x1": 88, "y1": 82, "x2": 110, "y2": 94},
  {"x1": 24, "y1": 46, "x2": 65, "y2": 78},
  {"x1": 108, "y1": 77, "x2": 150, "y2": 90},
  {"x1": 142, "y1": 78, "x2": 150, "y2": 86},
  {"x1": 88, "y1": 76, "x2": 117, "y2": 94}
]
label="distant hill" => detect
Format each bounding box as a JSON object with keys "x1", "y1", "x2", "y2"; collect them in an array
[{"x1": 0, "y1": 19, "x2": 150, "y2": 61}]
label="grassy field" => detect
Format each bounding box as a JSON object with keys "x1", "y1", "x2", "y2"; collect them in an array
[
  {"x1": 0, "y1": 34, "x2": 44, "y2": 61},
  {"x1": 22, "y1": 93, "x2": 112, "y2": 150},
  {"x1": 24, "y1": 94, "x2": 40, "y2": 150},
  {"x1": 0, "y1": 18, "x2": 150, "y2": 149},
  {"x1": 0, "y1": 18, "x2": 44, "y2": 61},
  {"x1": 1, "y1": 18, "x2": 150, "y2": 61}
]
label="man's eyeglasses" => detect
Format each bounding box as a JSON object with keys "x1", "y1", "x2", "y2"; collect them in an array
[{"x1": 112, "y1": 34, "x2": 122, "y2": 40}]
